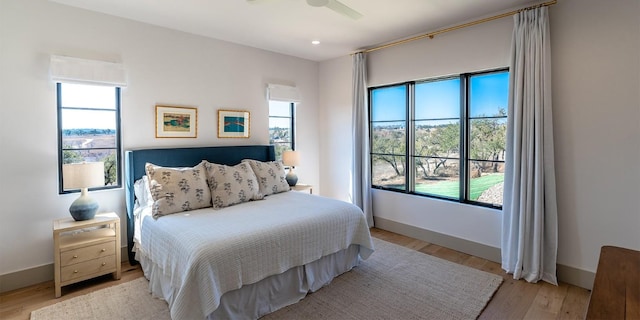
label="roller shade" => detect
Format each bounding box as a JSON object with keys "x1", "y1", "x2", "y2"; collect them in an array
[
  {"x1": 50, "y1": 55, "x2": 127, "y2": 87},
  {"x1": 267, "y1": 84, "x2": 301, "y2": 102}
]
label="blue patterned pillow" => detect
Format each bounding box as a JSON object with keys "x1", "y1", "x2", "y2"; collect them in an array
[
  {"x1": 145, "y1": 161, "x2": 212, "y2": 218},
  {"x1": 204, "y1": 161, "x2": 263, "y2": 209}
]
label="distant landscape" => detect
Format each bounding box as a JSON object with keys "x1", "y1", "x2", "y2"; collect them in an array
[
  {"x1": 372, "y1": 118, "x2": 506, "y2": 206},
  {"x1": 62, "y1": 129, "x2": 117, "y2": 185}
]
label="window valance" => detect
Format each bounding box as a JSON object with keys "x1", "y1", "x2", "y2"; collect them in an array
[
  {"x1": 267, "y1": 84, "x2": 301, "y2": 102},
  {"x1": 50, "y1": 55, "x2": 127, "y2": 87}
]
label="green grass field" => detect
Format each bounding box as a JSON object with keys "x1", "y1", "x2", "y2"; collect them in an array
[{"x1": 415, "y1": 173, "x2": 504, "y2": 200}]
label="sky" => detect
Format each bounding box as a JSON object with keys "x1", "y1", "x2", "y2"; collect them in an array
[
  {"x1": 61, "y1": 83, "x2": 117, "y2": 130},
  {"x1": 371, "y1": 71, "x2": 509, "y2": 124}
]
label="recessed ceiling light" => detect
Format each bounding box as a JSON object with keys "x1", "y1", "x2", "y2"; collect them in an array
[{"x1": 311, "y1": 40, "x2": 320, "y2": 45}]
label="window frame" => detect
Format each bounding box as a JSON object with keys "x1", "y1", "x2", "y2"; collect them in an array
[
  {"x1": 369, "y1": 68, "x2": 508, "y2": 209},
  {"x1": 268, "y1": 101, "x2": 296, "y2": 159},
  {"x1": 57, "y1": 82, "x2": 122, "y2": 194}
]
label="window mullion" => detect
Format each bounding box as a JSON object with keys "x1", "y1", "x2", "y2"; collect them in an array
[
  {"x1": 407, "y1": 83, "x2": 415, "y2": 193},
  {"x1": 460, "y1": 74, "x2": 468, "y2": 202},
  {"x1": 114, "y1": 87, "x2": 122, "y2": 187},
  {"x1": 57, "y1": 83, "x2": 64, "y2": 193},
  {"x1": 290, "y1": 103, "x2": 295, "y2": 151}
]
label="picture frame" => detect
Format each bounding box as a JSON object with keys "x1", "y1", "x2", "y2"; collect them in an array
[
  {"x1": 218, "y1": 110, "x2": 250, "y2": 138},
  {"x1": 155, "y1": 105, "x2": 197, "y2": 138}
]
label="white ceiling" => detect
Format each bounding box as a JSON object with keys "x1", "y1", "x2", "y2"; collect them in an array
[{"x1": 50, "y1": 0, "x2": 540, "y2": 62}]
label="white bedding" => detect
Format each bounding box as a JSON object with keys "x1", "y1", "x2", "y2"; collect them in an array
[{"x1": 136, "y1": 191, "x2": 374, "y2": 319}]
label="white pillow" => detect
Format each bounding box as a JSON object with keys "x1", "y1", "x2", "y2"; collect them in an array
[
  {"x1": 241, "y1": 159, "x2": 290, "y2": 196},
  {"x1": 204, "y1": 161, "x2": 263, "y2": 209},
  {"x1": 133, "y1": 175, "x2": 154, "y2": 209},
  {"x1": 145, "y1": 161, "x2": 212, "y2": 218}
]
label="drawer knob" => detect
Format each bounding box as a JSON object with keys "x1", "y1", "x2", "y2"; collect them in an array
[
  {"x1": 73, "y1": 270, "x2": 78, "y2": 273},
  {"x1": 101, "y1": 248, "x2": 106, "y2": 252},
  {"x1": 102, "y1": 262, "x2": 106, "y2": 266},
  {"x1": 73, "y1": 255, "x2": 78, "y2": 258}
]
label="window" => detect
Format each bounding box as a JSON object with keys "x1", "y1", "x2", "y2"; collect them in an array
[
  {"x1": 268, "y1": 100, "x2": 295, "y2": 160},
  {"x1": 58, "y1": 82, "x2": 122, "y2": 193},
  {"x1": 370, "y1": 69, "x2": 508, "y2": 208}
]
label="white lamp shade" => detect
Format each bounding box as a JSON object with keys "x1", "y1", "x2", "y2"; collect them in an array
[
  {"x1": 282, "y1": 150, "x2": 300, "y2": 167},
  {"x1": 63, "y1": 162, "x2": 105, "y2": 190}
]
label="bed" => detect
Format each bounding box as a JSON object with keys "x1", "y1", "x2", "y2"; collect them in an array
[{"x1": 124, "y1": 145, "x2": 374, "y2": 319}]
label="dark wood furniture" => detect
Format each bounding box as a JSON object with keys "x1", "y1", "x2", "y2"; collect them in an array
[{"x1": 586, "y1": 246, "x2": 640, "y2": 319}]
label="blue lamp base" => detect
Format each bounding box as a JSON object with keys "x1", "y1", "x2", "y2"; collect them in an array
[
  {"x1": 69, "y1": 188, "x2": 99, "y2": 221},
  {"x1": 286, "y1": 171, "x2": 298, "y2": 187}
]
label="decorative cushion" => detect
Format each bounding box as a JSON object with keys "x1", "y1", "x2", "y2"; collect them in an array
[
  {"x1": 241, "y1": 159, "x2": 290, "y2": 196},
  {"x1": 145, "y1": 161, "x2": 212, "y2": 218},
  {"x1": 204, "y1": 161, "x2": 263, "y2": 209}
]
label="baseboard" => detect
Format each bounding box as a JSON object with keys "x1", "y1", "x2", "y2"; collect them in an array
[
  {"x1": 557, "y1": 263, "x2": 595, "y2": 290},
  {"x1": 0, "y1": 246, "x2": 130, "y2": 294},
  {"x1": 374, "y1": 217, "x2": 502, "y2": 262},
  {"x1": 374, "y1": 217, "x2": 595, "y2": 290}
]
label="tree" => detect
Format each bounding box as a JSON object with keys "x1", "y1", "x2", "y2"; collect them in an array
[
  {"x1": 101, "y1": 152, "x2": 117, "y2": 185},
  {"x1": 469, "y1": 109, "x2": 507, "y2": 175},
  {"x1": 62, "y1": 146, "x2": 83, "y2": 164},
  {"x1": 371, "y1": 126, "x2": 405, "y2": 176},
  {"x1": 415, "y1": 122, "x2": 460, "y2": 179}
]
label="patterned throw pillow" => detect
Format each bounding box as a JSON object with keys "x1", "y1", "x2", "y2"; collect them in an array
[
  {"x1": 204, "y1": 161, "x2": 263, "y2": 209},
  {"x1": 241, "y1": 159, "x2": 290, "y2": 196},
  {"x1": 145, "y1": 161, "x2": 212, "y2": 218}
]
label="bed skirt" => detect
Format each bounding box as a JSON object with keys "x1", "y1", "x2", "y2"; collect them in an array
[{"x1": 139, "y1": 244, "x2": 362, "y2": 319}]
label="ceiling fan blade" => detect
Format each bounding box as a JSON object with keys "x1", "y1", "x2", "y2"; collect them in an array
[{"x1": 325, "y1": 0, "x2": 363, "y2": 20}]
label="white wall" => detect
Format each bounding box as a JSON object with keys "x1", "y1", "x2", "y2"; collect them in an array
[
  {"x1": 0, "y1": 0, "x2": 320, "y2": 277},
  {"x1": 319, "y1": 0, "x2": 640, "y2": 276},
  {"x1": 550, "y1": 0, "x2": 640, "y2": 272},
  {"x1": 318, "y1": 55, "x2": 353, "y2": 201}
]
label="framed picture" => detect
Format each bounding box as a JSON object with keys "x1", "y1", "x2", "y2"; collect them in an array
[
  {"x1": 155, "y1": 105, "x2": 197, "y2": 138},
  {"x1": 218, "y1": 110, "x2": 250, "y2": 138}
]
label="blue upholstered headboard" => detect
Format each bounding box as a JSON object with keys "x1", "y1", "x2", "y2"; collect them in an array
[{"x1": 124, "y1": 145, "x2": 275, "y2": 263}]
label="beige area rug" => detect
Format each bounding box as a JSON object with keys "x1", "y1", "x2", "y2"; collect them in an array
[{"x1": 31, "y1": 239, "x2": 502, "y2": 320}]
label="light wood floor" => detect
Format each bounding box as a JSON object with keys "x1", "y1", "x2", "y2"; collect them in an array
[{"x1": 0, "y1": 228, "x2": 591, "y2": 320}]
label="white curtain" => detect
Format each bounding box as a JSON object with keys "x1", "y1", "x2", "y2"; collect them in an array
[
  {"x1": 502, "y1": 6, "x2": 558, "y2": 285},
  {"x1": 352, "y1": 52, "x2": 373, "y2": 227}
]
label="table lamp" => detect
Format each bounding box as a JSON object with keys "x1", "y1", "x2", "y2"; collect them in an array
[
  {"x1": 63, "y1": 162, "x2": 105, "y2": 221},
  {"x1": 282, "y1": 150, "x2": 300, "y2": 186}
]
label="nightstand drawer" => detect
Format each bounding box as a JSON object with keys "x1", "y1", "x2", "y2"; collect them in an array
[
  {"x1": 60, "y1": 241, "x2": 116, "y2": 266},
  {"x1": 60, "y1": 256, "x2": 116, "y2": 282}
]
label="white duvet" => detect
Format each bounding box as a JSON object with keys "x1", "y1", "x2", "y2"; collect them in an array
[{"x1": 137, "y1": 191, "x2": 374, "y2": 319}]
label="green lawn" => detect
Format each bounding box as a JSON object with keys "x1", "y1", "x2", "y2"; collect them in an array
[{"x1": 415, "y1": 173, "x2": 504, "y2": 200}]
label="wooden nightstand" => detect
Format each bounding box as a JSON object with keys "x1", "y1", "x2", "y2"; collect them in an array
[
  {"x1": 53, "y1": 212, "x2": 121, "y2": 298},
  {"x1": 291, "y1": 184, "x2": 313, "y2": 194}
]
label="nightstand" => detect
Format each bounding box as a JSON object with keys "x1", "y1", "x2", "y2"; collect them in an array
[
  {"x1": 53, "y1": 212, "x2": 121, "y2": 298},
  {"x1": 291, "y1": 184, "x2": 313, "y2": 194}
]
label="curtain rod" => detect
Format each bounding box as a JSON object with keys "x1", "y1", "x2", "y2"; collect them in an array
[{"x1": 353, "y1": 0, "x2": 556, "y2": 55}]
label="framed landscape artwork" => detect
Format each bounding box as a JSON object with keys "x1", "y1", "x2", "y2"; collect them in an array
[
  {"x1": 218, "y1": 110, "x2": 250, "y2": 138},
  {"x1": 155, "y1": 105, "x2": 197, "y2": 138}
]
